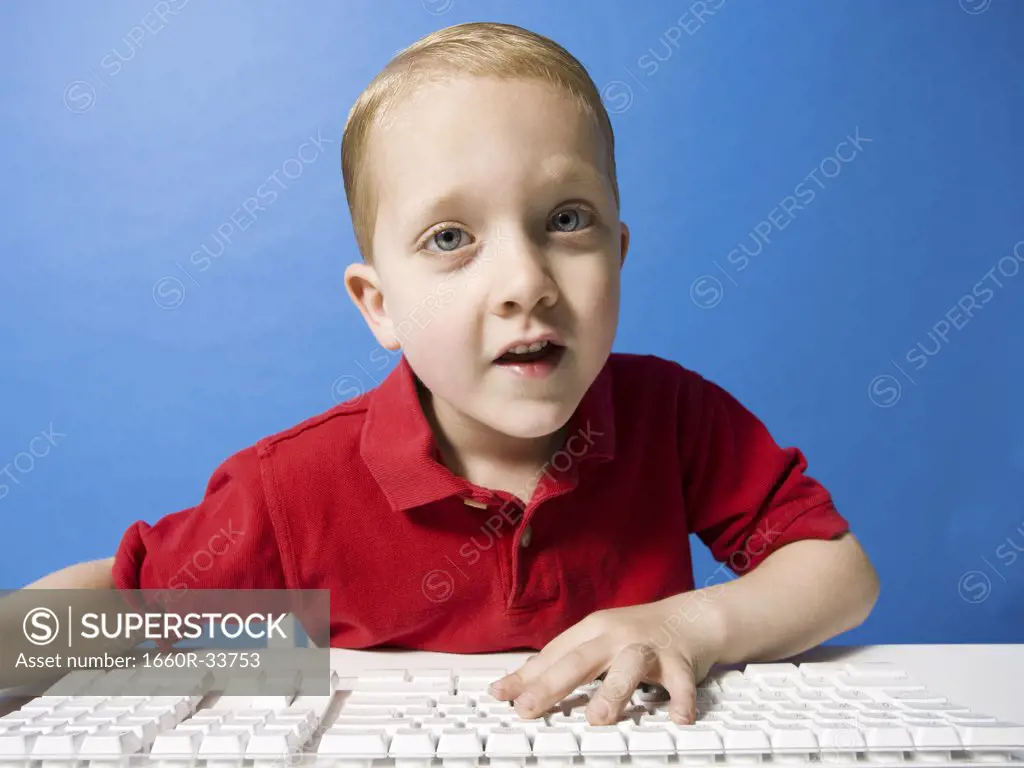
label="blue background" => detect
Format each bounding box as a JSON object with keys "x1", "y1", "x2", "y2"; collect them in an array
[{"x1": 1, "y1": 0, "x2": 1021, "y2": 644}]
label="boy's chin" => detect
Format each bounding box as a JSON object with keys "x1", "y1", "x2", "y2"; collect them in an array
[{"x1": 481, "y1": 402, "x2": 575, "y2": 441}]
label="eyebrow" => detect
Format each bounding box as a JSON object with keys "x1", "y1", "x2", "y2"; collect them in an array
[
  {"x1": 538, "y1": 157, "x2": 605, "y2": 188},
  {"x1": 399, "y1": 157, "x2": 607, "y2": 239},
  {"x1": 400, "y1": 192, "x2": 472, "y2": 240}
]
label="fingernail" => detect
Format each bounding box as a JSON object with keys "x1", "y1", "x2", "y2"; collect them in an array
[
  {"x1": 516, "y1": 692, "x2": 538, "y2": 712},
  {"x1": 671, "y1": 707, "x2": 694, "y2": 724}
]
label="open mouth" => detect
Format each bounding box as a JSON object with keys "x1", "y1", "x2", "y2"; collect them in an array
[{"x1": 494, "y1": 340, "x2": 565, "y2": 366}]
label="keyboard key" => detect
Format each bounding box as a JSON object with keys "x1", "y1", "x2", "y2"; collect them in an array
[
  {"x1": 946, "y1": 713, "x2": 999, "y2": 724},
  {"x1": 671, "y1": 723, "x2": 723, "y2": 756},
  {"x1": 438, "y1": 705, "x2": 477, "y2": 718},
  {"x1": 843, "y1": 662, "x2": 908, "y2": 679},
  {"x1": 111, "y1": 718, "x2": 160, "y2": 748},
  {"x1": 436, "y1": 727, "x2": 484, "y2": 759},
  {"x1": 333, "y1": 717, "x2": 408, "y2": 737},
  {"x1": 19, "y1": 697, "x2": 68, "y2": 712},
  {"x1": 721, "y1": 723, "x2": 771, "y2": 755},
  {"x1": 758, "y1": 678, "x2": 801, "y2": 692},
  {"x1": 344, "y1": 692, "x2": 436, "y2": 708},
  {"x1": 533, "y1": 726, "x2": 580, "y2": 758},
  {"x1": 389, "y1": 727, "x2": 437, "y2": 758},
  {"x1": 506, "y1": 715, "x2": 548, "y2": 737},
  {"x1": 719, "y1": 677, "x2": 760, "y2": 692},
  {"x1": 862, "y1": 724, "x2": 914, "y2": 751},
  {"x1": 484, "y1": 727, "x2": 532, "y2": 760},
  {"x1": 318, "y1": 727, "x2": 390, "y2": 759},
  {"x1": 245, "y1": 731, "x2": 301, "y2": 760},
  {"x1": 336, "y1": 706, "x2": 395, "y2": 719},
  {"x1": 151, "y1": 730, "x2": 204, "y2": 760},
  {"x1": 767, "y1": 723, "x2": 818, "y2": 755},
  {"x1": 31, "y1": 731, "x2": 87, "y2": 760},
  {"x1": 796, "y1": 676, "x2": 834, "y2": 691},
  {"x1": 411, "y1": 669, "x2": 455, "y2": 686},
  {"x1": 858, "y1": 702, "x2": 900, "y2": 713},
  {"x1": 580, "y1": 725, "x2": 627, "y2": 756},
  {"x1": 356, "y1": 669, "x2": 408, "y2": 684},
  {"x1": 902, "y1": 702, "x2": 971, "y2": 714},
  {"x1": 858, "y1": 714, "x2": 902, "y2": 726},
  {"x1": 793, "y1": 689, "x2": 829, "y2": 702},
  {"x1": 462, "y1": 716, "x2": 505, "y2": 736},
  {"x1": 907, "y1": 723, "x2": 962, "y2": 750},
  {"x1": 79, "y1": 728, "x2": 144, "y2": 759},
  {"x1": 955, "y1": 722, "x2": 1024, "y2": 749},
  {"x1": 902, "y1": 713, "x2": 944, "y2": 723},
  {"x1": 743, "y1": 663, "x2": 800, "y2": 680},
  {"x1": 197, "y1": 731, "x2": 251, "y2": 762},
  {"x1": 455, "y1": 668, "x2": 508, "y2": 686},
  {"x1": 829, "y1": 689, "x2": 874, "y2": 702},
  {"x1": 706, "y1": 670, "x2": 746, "y2": 687},
  {"x1": 797, "y1": 663, "x2": 848, "y2": 677},
  {"x1": 812, "y1": 724, "x2": 867, "y2": 752},
  {"x1": 834, "y1": 673, "x2": 924, "y2": 691},
  {"x1": 290, "y1": 694, "x2": 335, "y2": 723},
  {"x1": 751, "y1": 689, "x2": 790, "y2": 704},
  {"x1": 626, "y1": 725, "x2": 676, "y2": 757}
]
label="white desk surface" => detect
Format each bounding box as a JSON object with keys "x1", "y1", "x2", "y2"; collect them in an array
[{"x1": 328, "y1": 644, "x2": 1024, "y2": 724}]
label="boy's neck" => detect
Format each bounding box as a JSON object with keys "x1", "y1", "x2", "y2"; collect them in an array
[{"x1": 417, "y1": 383, "x2": 566, "y2": 502}]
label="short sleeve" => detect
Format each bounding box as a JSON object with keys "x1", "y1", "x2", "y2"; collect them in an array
[
  {"x1": 112, "y1": 446, "x2": 287, "y2": 592},
  {"x1": 679, "y1": 371, "x2": 849, "y2": 575}
]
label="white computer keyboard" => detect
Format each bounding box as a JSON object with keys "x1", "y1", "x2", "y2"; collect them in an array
[{"x1": 1, "y1": 652, "x2": 1022, "y2": 767}]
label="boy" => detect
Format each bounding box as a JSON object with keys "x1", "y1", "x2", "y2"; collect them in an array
[{"x1": 26, "y1": 22, "x2": 879, "y2": 726}]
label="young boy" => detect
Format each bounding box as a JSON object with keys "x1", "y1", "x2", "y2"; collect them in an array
[{"x1": 27, "y1": 22, "x2": 879, "y2": 726}]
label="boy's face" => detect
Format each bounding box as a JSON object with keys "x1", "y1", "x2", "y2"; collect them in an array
[{"x1": 346, "y1": 75, "x2": 628, "y2": 441}]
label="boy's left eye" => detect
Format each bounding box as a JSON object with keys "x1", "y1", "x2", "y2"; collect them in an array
[
  {"x1": 425, "y1": 227, "x2": 471, "y2": 253},
  {"x1": 549, "y1": 208, "x2": 593, "y2": 233}
]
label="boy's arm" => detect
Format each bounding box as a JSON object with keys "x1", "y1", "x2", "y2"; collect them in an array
[
  {"x1": 693, "y1": 533, "x2": 878, "y2": 664},
  {"x1": 23, "y1": 556, "x2": 116, "y2": 589},
  {"x1": 488, "y1": 535, "x2": 878, "y2": 725}
]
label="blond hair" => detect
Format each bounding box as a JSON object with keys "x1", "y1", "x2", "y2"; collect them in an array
[{"x1": 341, "y1": 22, "x2": 619, "y2": 261}]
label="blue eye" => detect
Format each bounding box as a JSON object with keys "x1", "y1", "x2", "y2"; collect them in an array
[
  {"x1": 426, "y1": 227, "x2": 468, "y2": 253},
  {"x1": 550, "y1": 208, "x2": 592, "y2": 232}
]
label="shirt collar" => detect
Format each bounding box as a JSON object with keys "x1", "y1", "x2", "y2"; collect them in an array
[{"x1": 361, "y1": 355, "x2": 616, "y2": 512}]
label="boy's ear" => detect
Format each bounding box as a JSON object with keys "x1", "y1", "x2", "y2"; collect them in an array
[
  {"x1": 344, "y1": 262, "x2": 401, "y2": 350},
  {"x1": 619, "y1": 221, "x2": 630, "y2": 268}
]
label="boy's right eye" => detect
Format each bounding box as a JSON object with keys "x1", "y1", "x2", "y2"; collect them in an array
[{"x1": 425, "y1": 226, "x2": 471, "y2": 253}]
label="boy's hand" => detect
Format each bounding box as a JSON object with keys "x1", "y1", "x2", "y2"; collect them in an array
[{"x1": 488, "y1": 595, "x2": 723, "y2": 725}]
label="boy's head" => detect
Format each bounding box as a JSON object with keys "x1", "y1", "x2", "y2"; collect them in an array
[{"x1": 342, "y1": 22, "x2": 629, "y2": 443}]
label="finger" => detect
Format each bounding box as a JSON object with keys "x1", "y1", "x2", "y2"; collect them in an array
[
  {"x1": 587, "y1": 643, "x2": 656, "y2": 725},
  {"x1": 490, "y1": 617, "x2": 603, "y2": 700},
  {"x1": 512, "y1": 635, "x2": 609, "y2": 718},
  {"x1": 657, "y1": 654, "x2": 699, "y2": 724},
  {"x1": 489, "y1": 654, "x2": 542, "y2": 701}
]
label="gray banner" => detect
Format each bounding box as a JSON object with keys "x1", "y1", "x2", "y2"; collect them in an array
[{"x1": 0, "y1": 589, "x2": 330, "y2": 696}]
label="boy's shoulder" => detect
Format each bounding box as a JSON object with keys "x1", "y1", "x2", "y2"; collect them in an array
[
  {"x1": 253, "y1": 395, "x2": 369, "y2": 461},
  {"x1": 606, "y1": 351, "x2": 707, "y2": 395}
]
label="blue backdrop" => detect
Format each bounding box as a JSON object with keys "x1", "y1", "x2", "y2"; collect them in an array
[{"x1": 1, "y1": 0, "x2": 1021, "y2": 644}]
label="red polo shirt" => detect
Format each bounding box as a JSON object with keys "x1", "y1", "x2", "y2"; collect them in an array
[{"x1": 113, "y1": 353, "x2": 849, "y2": 652}]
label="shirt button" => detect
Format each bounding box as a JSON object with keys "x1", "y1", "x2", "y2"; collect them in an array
[{"x1": 519, "y1": 524, "x2": 533, "y2": 548}]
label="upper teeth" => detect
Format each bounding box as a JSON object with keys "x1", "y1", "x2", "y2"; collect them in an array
[{"x1": 510, "y1": 341, "x2": 549, "y2": 355}]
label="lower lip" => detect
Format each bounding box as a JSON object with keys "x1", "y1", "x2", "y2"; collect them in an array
[{"x1": 494, "y1": 346, "x2": 566, "y2": 379}]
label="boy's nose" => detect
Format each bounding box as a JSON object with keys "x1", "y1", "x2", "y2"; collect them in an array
[{"x1": 489, "y1": 236, "x2": 559, "y2": 317}]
